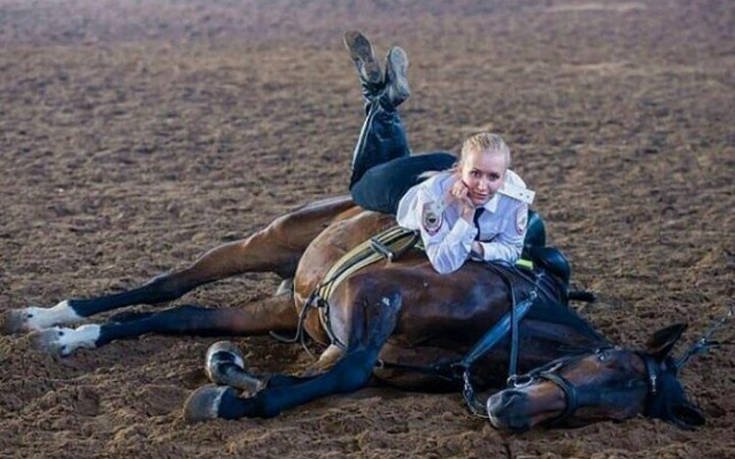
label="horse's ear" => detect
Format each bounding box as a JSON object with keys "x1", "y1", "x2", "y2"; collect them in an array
[
  {"x1": 645, "y1": 323, "x2": 688, "y2": 360},
  {"x1": 669, "y1": 401, "x2": 706, "y2": 429}
]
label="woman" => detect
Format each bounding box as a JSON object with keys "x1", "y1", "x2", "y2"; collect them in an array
[{"x1": 344, "y1": 32, "x2": 534, "y2": 274}]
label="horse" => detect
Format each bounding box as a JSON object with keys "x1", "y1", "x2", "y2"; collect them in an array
[{"x1": 1, "y1": 195, "x2": 704, "y2": 429}]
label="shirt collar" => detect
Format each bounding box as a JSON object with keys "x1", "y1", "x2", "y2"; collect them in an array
[{"x1": 483, "y1": 194, "x2": 500, "y2": 213}]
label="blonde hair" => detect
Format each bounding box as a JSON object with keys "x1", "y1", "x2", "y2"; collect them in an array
[{"x1": 459, "y1": 132, "x2": 511, "y2": 169}]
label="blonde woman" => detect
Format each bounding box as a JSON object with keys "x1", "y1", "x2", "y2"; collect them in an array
[{"x1": 345, "y1": 32, "x2": 534, "y2": 274}]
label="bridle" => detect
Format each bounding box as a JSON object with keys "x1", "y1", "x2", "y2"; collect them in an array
[
  {"x1": 506, "y1": 305, "x2": 734, "y2": 427},
  {"x1": 507, "y1": 347, "x2": 661, "y2": 426}
]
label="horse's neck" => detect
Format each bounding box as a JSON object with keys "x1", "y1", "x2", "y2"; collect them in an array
[{"x1": 517, "y1": 316, "x2": 609, "y2": 369}]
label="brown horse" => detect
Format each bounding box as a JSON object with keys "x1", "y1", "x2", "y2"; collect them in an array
[{"x1": 2, "y1": 195, "x2": 703, "y2": 429}]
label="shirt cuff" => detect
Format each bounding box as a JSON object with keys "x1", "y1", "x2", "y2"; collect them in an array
[{"x1": 451, "y1": 217, "x2": 477, "y2": 242}]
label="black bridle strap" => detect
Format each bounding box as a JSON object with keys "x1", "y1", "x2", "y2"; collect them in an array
[
  {"x1": 480, "y1": 262, "x2": 552, "y2": 383},
  {"x1": 641, "y1": 354, "x2": 659, "y2": 396},
  {"x1": 458, "y1": 286, "x2": 537, "y2": 419},
  {"x1": 509, "y1": 282, "x2": 520, "y2": 378},
  {"x1": 531, "y1": 351, "x2": 656, "y2": 426},
  {"x1": 538, "y1": 371, "x2": 579, "y2": 425},
  {"x1": 459, "y1": 290, "x2": 536, "y2": 369},
  {"x1": 462, "y1": 370, "x2": 491, "y2": 417}
]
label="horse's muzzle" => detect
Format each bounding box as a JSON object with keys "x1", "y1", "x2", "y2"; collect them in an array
[{"x1": 486, "y1": 389, "x2": 531, "y2": 432}]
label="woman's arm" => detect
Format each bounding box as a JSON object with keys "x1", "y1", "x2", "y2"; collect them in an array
[
  {"x1": 478, "y1": 202, "x2": 527, "y2": 263},
  {"x1": 414, "y1": 190, "x2": 476, "y2": 274}
]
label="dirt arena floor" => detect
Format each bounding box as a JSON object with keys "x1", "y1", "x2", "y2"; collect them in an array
[{"x1": 1, "y1": 0, "x2": 733, "y2": 457}]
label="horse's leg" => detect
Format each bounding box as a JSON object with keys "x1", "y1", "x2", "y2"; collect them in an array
[
  {"x1": 3, "y1": 196, "x2": 356, "y2": 333},
  {"x1": 184, "y1": 291, "x2": 402, "y2": 421},
  {"x1": 201, "y1": 340, "x2": 338, "y2": 395},
  {"x1": 33, "y1": 293, "x2": 298, "y2": 356}
]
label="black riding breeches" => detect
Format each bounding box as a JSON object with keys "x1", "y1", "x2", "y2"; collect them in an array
[{"x1": 349, "y1": 102, "x2": 457, "y2": 214}]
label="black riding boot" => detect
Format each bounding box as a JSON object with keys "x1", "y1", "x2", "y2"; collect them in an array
[
  {"x1": 345, "y1": 31, "x2": 454, "y2": 215},
  {"x1": 349, "y1": 101, "x2": 411, "y2": 189},
  {"x1": 344, "y1": 31, "x2": 411, "y2": 112},
  {"x1": 348, "y1": 98, "x2": 456, "y2": 214},
  {"x1": 344, "y1": 30, "x2": 384, "y2": 103},
  {"x1": 345, "y1": 34, "x2": 413, "y2": 187}
]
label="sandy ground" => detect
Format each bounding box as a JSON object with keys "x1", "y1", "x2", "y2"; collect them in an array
[{"x1": 1, "y1": 0, "x2": 733, "y2": 457}]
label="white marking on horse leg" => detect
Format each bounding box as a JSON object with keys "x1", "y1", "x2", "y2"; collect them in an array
[
  {"x1": 34, "y1": 324, "x2": 100, "y2": 356},
  {"x1": 184, "y1": 384, "x2": 232, "y2": 422},
  {"x1": 204, "y1": 386, "x2": 228, "y2": 419},
  {"x1": 315, "y1": 344, "x2": 344, "y2": 371},
  {"x1": 205, "y1": 341, "x2": 245, "y2": 381},
  {"x1": 23, "y1": 300, "x2": 83, "y2": 331}
]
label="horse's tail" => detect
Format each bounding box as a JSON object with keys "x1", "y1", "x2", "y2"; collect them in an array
[{"x1": 568, "y1": 290, "x2": 596, "y2": 303}]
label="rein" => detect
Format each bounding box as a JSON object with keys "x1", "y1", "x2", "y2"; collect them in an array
[
  {"x1": 376, "y1": 265, "x2": 547, "y2": 418},
  {"x1": 675, "y1": 305, "x2": 734, "y2": 370}
]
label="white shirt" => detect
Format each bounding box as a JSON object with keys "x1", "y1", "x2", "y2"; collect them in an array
[{"x1": 396, "y1": 170, "x2": 533, "y2": 274}]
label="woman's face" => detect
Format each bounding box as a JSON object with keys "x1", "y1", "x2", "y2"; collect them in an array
[{"x1": 459, "y1": 148, "x2": 508, "y2": 206}]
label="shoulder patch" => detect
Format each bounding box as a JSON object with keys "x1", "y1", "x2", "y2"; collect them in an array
[
  {"x1": 516, "y1": 207, "x2": 528, "y2": 235},
  {"x1": 421, "y1": 202, "x2": 443, "y2": 235}
]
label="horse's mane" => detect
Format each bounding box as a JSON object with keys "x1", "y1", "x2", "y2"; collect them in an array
[
  {"x1": 518, "y1": 267, "x2": 609, "y2": 350},
  {"x1": 526, "y1": 299, "x2": 608, "y2": 349},
  {"x1": 484, "y1": 261, "x2": 608, "y2": 351}
]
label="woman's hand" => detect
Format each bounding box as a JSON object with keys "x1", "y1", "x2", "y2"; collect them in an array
[{"x1": 449, "y1": 178, "x2": 475, "y2": 222}]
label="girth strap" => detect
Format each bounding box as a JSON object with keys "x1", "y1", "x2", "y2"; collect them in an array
[
  {"x1": 316, "y1": 226, "x2": 419, "y2": 303},
  {"x1": 314, "y1": 226, "x2": 420, "y2": 350},
  {"x1": 272, "y1": 225, "x2": 420, "y2": 353}
]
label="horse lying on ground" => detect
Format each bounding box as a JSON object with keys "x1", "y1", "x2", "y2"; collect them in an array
[{"x1": 2, "y1": 196, "x2": 704, "y2": 430}]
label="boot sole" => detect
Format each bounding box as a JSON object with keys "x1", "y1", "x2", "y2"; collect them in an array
[
  {"x1": 386, "y1": 47, "x2": 410, "y2": 104},
  {"x1": 344, "y1": 31, "x2": 383, "y2": 85}
]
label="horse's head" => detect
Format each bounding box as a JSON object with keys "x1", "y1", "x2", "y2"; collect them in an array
[{"x1": 487, "y1": 323, "x2": 705, "y2": 431}]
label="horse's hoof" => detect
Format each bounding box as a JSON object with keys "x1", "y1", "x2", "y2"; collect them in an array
[
  {"x1": 206, "y1": 341, "x2": 245, "y2": 368},
  {"x1": 1, "y1": 309, "x2": 29, "y2": 335},
  {"x1": 31, "y1": 327, "x2": 66, "y2": 355},
  {"x1": 183, "y1": 384, "x2": 237, "y2": 423},
  {"x1": 30, "y1": 324, "x2": 99, "y2": 357},
  {"x1": 205, "y1": 341, "x2": 264, "y2": 393},
  {"x1": 205, "y1": 341, "x2": 245, "y2": 382},
  {"x1": 1, "y1": 301, "x2": 81, "y2": 334}
]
